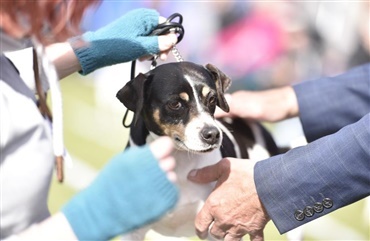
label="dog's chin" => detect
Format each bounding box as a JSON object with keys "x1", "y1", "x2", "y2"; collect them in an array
[{"x1": 173, "y1": 138, "x2": 219, "y2": 153}]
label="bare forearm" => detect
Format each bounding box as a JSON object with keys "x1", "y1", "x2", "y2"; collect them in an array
[
  {"x1": 45, "y1": 42, "x2": 82, "y2": 79},
  {"x1": 16, "y1": 212, "x2": 77, "y2": 240}
]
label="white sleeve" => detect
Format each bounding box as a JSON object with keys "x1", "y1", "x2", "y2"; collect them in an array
[{"x1": 4, "y1": 48, "x2": 49, "y2": 93}]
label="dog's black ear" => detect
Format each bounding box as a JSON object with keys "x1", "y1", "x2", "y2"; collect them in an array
[
  {"x1": 205, "y1": 63, "x2": 231, "y2": 112},
  {"x1": 116, "y1": 73, "x2": 148, "y2": 125}
]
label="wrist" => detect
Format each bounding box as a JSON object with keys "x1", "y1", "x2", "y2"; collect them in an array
[
  {"x1": 70, "y1": 8, "x2": 160, "y2": 75},
  {"x1": 16, "y1": 213, "x2": 77, "y2": 240},
  {"x1": 62, "y1": 146, "x2": 178, "y2": 240},
  {"x1": 280, "y1": 86, "x2": 299, "y2": 119},
  {"x1": 45, "y1": 42, "x2": 82, "y2": 79}
]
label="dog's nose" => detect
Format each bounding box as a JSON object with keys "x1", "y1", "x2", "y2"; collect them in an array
[{"x1": 200, "y1": 126, "x2": 220, "y2": 145}]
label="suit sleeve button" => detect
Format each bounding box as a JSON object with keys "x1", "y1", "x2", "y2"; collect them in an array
[
  {"x1": 294, "y1": 210, "x2": 305, "y2": 221},
  {"x1": 313, "y1": 202, "x2": 324, "y2": 213},
  {"x1": 323, "y1": 198, "x2": 333, "y2": 209},
  {"x1": 304, "y1": 206, "x2": 314, "y2": 217}
]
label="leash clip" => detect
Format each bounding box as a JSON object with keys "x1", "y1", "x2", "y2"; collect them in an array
[{"x1": 150, "y1": 55, "x2": 158, "y2": 70}]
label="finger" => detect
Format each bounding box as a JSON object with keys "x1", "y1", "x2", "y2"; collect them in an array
[
  {"x1": 149, "y1": 136, "x2": 174, "y2": 159},
  {"x1": 159, "y1": 16, "x2": 166, "y2": 24},
  {"x1": 249, "y1": 230, "x2": 264, "y2": 241},
  {"x1": 224, "y1": 233, "x2": 242, "y2": 241},
  {"x1": 158, "y1": 156, "x2": 175, "y2": 172},
  {"x1": 209, "y1": 222, "x2": 226, "y2": 240},
  {"x1": 224, "y1": 93, "x2": 232, "y2": 104},
  {"x1": 214, "y1": 94, "x2": 232, "y2": 118},
  {"x1": 158, "y1": 34, "x2": 177, "y2": 51},
  {"x1": 166, "y1": 171, "x2": 177, "y2": 183},
  {"x1": 138, "y1": 54, "x2": 153, "y2": 62},
  {"x1": 187, "y1": 158, "x2": 230, "y2": 184},
  {"x1": 159, "y1": 50, "x2": 170, "y2": 61},
  {"x1": 214, "y1": 106, "x2": 231, "y2": 118},
  {"x1": 195, "y1": 207, "x2": 214, "y2": 240}
]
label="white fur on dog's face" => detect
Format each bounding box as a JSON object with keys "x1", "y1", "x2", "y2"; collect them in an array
[
  {"x1": 172, "y1": 74, "x2": 222, "y2": 152},
  {"x1": 181, "y1": 112, "x2": 222, "y2": 152}
]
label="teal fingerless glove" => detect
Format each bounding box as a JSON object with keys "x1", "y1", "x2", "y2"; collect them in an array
[
  {"x1": 70, "y1": 8, "x2": 160, "y2": 75},
  {"x1": 62, "y1": 145, "x2": 178, "y2": 241}
]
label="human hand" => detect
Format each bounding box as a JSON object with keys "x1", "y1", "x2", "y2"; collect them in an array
[
  {"x1": 187, "y1": 158, "x2": 270, "y2": 241},
  {"x1": 138, "y1": 16, "x2": 179, "y2": 62},
  {"x1": 62, "y1": 136, "x2": 178, "y2": 241},
  {"x1": 215, "y1": 86, "x2": 299, "y2": 123},
  {"x1": 151, "y1": 136, "x2": 177, "y2": 182},
  {"x1": 70, "y1": 8, "x2": 178, "y2": 75}
]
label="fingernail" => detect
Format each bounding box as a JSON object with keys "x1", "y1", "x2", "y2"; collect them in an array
[
  {"x1": 196, "y1": 230, "x2": 208, "y2": 240},
  {"x1": 188, "y1": 169, "x2": 197, "y2": 178}
]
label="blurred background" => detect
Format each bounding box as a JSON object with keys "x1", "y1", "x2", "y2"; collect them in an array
[{"x1": 49, "y1": 1, "x2": 369, "y2": 240}]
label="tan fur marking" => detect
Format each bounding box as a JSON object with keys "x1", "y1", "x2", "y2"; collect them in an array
[
  {"x1": 164, "y1": 112, "x2": 198, "y2": 140},
  {"x1": 163, "y1": 123, "x2": 186, "y2": 139},
  {"x1": 179, "y1": 92, "x2": 189, "y2": 101},
  {"x1": 154, "y1": 108, "x2": 187, "y2": 140},
  {"x1": 202, "y1": 86, "x2": 210, "y2": 98},
  {"x1": 153, "y1": 109, "x2": 161, "y2": 125}
]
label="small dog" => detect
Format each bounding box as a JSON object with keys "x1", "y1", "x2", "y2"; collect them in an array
[{"x1": 116, "y1": 62, "x2": 280, "y2": 240}]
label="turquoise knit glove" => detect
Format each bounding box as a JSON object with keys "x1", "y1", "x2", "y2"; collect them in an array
[
  {"x1": 70, "y1": 8, "x2": 160, "y2": 75},
  {"x1": 62, "y1": 145, "x2": 178, "y2": 241}
]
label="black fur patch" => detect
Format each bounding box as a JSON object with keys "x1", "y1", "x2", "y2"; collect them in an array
[{"x1": 220, "y1": 133, "x2": 237, "y2": 158}]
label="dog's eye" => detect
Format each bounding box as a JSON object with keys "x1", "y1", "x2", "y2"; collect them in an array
[
  {"x1": 208, "y1": 95, "x2": 217, "y2": 106},
  {"x1": 168, "y1": 101, "x2": 182, "y2": 110}
]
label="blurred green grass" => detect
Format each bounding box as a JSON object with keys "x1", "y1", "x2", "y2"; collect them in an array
[
  {"x1": 48, "y1": 73, "x2": 369, "y2": 241},
  {"x1": 48, "y1": 73, "x2": 128, "y2": 213}
]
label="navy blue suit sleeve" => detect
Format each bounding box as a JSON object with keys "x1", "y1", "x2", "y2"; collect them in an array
[
  {"x1": 255, "y1": 114, "x2": 370, "y2": 233},
  {"x1": 255, "y1": 64, "x2": 370, "y2": 233},
  {"x1": 293, "y1": 64, "x2": 370, "y2": 142}
]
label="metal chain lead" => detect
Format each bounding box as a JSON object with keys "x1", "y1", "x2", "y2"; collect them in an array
[
  {"x1": 151, "y1": 44, "x2": 183, "y2": 69},
  {"x1": 172, "y1": 45, "x2": 183, "y2": 62}
]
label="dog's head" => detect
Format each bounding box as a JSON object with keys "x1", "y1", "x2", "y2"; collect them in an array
[{"x1": 116, "y1": 62, "x2": 231, "y2": 153}]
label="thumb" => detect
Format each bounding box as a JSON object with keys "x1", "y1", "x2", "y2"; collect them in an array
[
  {"x1": 214, "y1": 94, "x2": 233, "y2": 118},
  {"x1": 158, "y1": 33, "x2": 178, "y2": 51},
  {"x1": 187, "y1": 160, "x2": 227, "y2": 184},
  {"x1": 214, "y1": 106, "x2": 231, "y2": 118},
  {"x1": 149, "y1": 136, "x2": 174, "y2": 160},
  {"x1": 249, "y1": 230, "x2": 264, "y2": 241}
]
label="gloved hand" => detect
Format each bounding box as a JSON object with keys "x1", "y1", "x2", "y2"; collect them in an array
[
  {"x1": 70, "y1": 8, "x2": 165, "y2": 75},
  {"x1": 62, "y1": 137, "x2": 178, "y2": 241}
]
